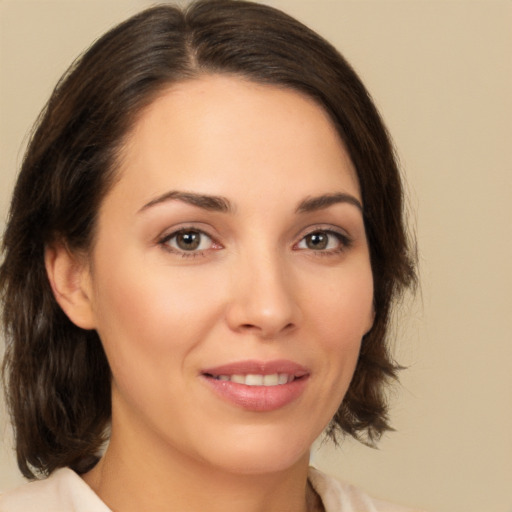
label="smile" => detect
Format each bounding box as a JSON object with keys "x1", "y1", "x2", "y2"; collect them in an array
[
  {"x1": 209, "y1": 373, "x2": 295, "y2": 386},
  {"x1": 201, "y1": 360, "x2": 310, "y2": 411}
]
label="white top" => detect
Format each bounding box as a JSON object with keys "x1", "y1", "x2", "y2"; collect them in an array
[{"x1": 0, "y1": 466, "x2": 422, "y2": 511}]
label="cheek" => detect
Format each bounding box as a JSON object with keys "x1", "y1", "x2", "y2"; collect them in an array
[
  {"x1": 309, "y1": 262, "x2": 374, "y2": 343},
  {"x1": 297, "y1": 270, "x2": 372, "y2": 438},
  {"x1": 89, "y1": 255, "x2": 224, "y2": 381},
  {"x1": 95, "y1": 253, "x2": 212, "y2": 326},
  {"x1": 306, "y1": 261, "x2": 373, "y2": 396}
]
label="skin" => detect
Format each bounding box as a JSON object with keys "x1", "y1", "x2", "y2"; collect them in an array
[{"x1": 47, "y1": 75, "x2": 374, "y2": 512}]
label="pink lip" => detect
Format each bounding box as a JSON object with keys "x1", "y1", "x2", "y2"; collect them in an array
[
  {"x1": 202, "y1": 359, "x2": 309, "y2": 377},
  {"x1": 201, "y1": 359, "x2": 310, "y2": 412}
]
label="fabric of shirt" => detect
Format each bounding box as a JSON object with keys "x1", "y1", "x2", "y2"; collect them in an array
[{"x1": 0, "y1": 466, "x2": 422, "y2": 511}]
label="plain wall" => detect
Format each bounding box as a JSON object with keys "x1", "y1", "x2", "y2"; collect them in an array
[{"x1": 1, "y1": 1, "x2": 511, "y2": 512}]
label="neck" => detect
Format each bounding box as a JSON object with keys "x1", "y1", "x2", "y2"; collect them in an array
[{"x1": 83, "y1": 425, "x2": 317, "y2": 512}]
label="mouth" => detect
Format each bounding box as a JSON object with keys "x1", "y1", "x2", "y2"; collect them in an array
[
  {"x1": 203, "y1": 373, "x2": 303, "y2": 386},
  {"x1": 200, "y1": 360, "x2": 310, "y2": 411},
  {"x1": 201, "y1": 359, "x2": 309, "y2": 386}
]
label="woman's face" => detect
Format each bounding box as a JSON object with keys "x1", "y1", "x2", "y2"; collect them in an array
[{"x1": 81, "y1": 75, "x2": 374, "y2": 475}]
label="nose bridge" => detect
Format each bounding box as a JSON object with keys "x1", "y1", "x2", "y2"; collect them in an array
[{"x1": 226, "y1": 240, "x2": 299, "y2": 337}]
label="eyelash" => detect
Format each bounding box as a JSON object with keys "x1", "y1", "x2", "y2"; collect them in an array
[
  {"x1": 294, "y1": 228, "x2": 353, "y2": 256},
  {"x1": 158, "y1": 227, "x2": 352, "y2": 258},
  {"x1": 158, "y1": 228, "x2": 220, "y2": 258}
]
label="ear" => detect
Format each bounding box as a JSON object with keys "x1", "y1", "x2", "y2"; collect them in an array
[{"x1": 45, "y1": 243, "x2": 96, "y2": 330}]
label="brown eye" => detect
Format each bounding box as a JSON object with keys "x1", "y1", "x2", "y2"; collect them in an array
[
  {"x1": 296, "y1": 229, "x2": 350, "y2": 253},
  {"x1": 163, "y1": 229, "x2": 215, "y2": 253},
  {"x1": 176, "y1": 231, "x2": 202, "y2": 250},
  {"x1": 304, "y1": 232, "x2": 329, "y2": 250}
]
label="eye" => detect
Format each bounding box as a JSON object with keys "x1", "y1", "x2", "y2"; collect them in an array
[
  {"x1": 161, "y1": 229, "x2": 217, "y2": 254},
  {"x1": 296, "y1": 229, "x2": 350, "y2": 253}
]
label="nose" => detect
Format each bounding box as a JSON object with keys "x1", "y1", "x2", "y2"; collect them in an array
[{"x1": 225, "y1": 252, "x2": 301, "y2": 339}]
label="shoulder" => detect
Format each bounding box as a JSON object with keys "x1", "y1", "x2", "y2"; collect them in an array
[
  {"x1": 308, "y1": 467, "x2": 424, "y2": 512},
  {"x1": 0, "y1": 468, "x2": 110, "y2": 512}
]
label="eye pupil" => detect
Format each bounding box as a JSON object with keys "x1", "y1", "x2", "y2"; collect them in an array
[
  {"x1": 176, "y1": 231, "x2": 201, "y2": 250},
  {"x1": 306, "y1": 232, "x2": 328, "y2": 250}
]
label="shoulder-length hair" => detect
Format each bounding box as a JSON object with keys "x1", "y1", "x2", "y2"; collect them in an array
[{"x1": 0, "y1": 0, "x2": 416, "y2": 479}]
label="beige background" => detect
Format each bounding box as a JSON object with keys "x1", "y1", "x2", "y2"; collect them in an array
[{"x1": 1, "y1": 1, "x2": 511, "y2": 511}]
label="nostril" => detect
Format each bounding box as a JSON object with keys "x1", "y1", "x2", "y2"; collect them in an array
[{"x1": 238, "y1": 322, "x2": 296, "y2": 337}]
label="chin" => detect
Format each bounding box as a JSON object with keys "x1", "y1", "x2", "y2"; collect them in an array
[{"x1": 193, "y1": 424, "x2": 315, "y2": 476}]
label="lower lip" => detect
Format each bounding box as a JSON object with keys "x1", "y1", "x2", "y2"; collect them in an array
[{"x1": 202, "y1": 376, "x2": 309, "y2": 412}]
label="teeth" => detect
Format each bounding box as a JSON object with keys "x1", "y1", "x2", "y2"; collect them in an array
[
  {"x1": 263, "y1": 374, "x2": 278, "y2": 386},
  {"x1": 214, "y1": 373, "x2": 294, "y2": 386},
  {"x1": 278, "y1": 373, "x2": 288, "y2": 385},
  {"x1": 245, "y1": 374, "x2": 264, "y2": 386}
]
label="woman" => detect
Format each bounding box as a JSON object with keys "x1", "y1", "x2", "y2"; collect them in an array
[{"x1": 0, "y1": 1, "x2": 417, "y2": 511}]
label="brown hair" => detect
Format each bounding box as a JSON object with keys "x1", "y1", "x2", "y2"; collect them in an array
[{"x1": 0, "y1": 0, "x2": 416, "y2": 479}]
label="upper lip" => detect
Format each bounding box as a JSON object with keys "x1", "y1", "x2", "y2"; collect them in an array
[{"x1": 201, "y1": 359, "x2": 309, "y2": 378}]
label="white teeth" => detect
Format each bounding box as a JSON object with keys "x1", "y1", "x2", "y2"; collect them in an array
[
  {"x1": 214, "y1": 373, "x2": 294, "y2": 386},
  {"x1": 278, "y1": 373, "x2": 289, "y2": 385},
  {"x1": 263, "y1": 374, "x2": 278, "y2": 386},
  {"x1": 245, "y1": 374, "x2": 264, "y2": 386}
]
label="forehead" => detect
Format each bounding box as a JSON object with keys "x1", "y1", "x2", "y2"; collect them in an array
[{"x1": 111, "y1": 74, "x2": 360, "y2": 210}]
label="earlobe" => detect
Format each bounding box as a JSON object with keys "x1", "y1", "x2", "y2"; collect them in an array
[{"x1": 45, "y1": 243, "x2": 96, "y2": 330}]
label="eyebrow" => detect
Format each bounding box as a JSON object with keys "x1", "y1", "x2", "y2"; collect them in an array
[
  {"x1": 139, "y1": 190, "x2": 362, "y2": 215},
  {"x1": 139, "y1": 191, "x2": 232, "y2": 213},
  {"x1": 295, "y1": 193, "x2": 363, "y2": 213}
]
